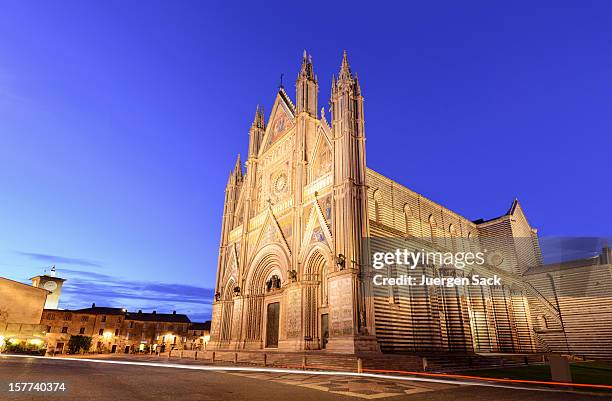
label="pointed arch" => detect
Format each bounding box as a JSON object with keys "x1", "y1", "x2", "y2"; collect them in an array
[
  {"x1": 302, "y1": 245, "x2": 332, "y2": 349},
  {"x1": 302, "y1": 243, "x2": 333, "y2": 281},
  {"x1": 246, "y1": 244, "x2": 289, "y2": 295}
]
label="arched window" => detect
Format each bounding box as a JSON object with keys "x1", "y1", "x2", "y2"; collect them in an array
[
  {"x1": 467, "y1": 232, "x2": 475, "y2": 253},
  {"x1": 373, "y1": 190, "x2": 383, "y2": 223},
  {"x1": 449, "y1": 223, "x2": 457, "y2": 251},
  {"x1": 404, "y1": 204, "x2": 413, "y2": 236},
  {"x1": 428, "y1": 214, "x2": 437, "y2": 243}
]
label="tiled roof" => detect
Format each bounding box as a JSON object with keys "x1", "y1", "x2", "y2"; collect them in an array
[
  {"x1": 59, "y1": 306, "x2": 125, "y2": 315},
  {"x1": 125, "y1": 312, "x2": 191, "y2": 324},
  {"x1": 189, "y1": 321, "x2": 211, "y2": 331}
]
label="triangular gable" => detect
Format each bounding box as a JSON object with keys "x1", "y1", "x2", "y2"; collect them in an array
[
  {"x1": 507, "y1": 198, "x2": 532, "y2": 228},
  {"x1": 259, "y1": 90, "x2": 296, "y2": 155},
  {"x1": 249, "y1": 208, "x2": 292, "y2": 264},
  {"x1": 299, "y1": 199, "x2": 333, "y2": 261},
  {"x1": 309, "y1": 126, "x2": 332, "y2": 161},
  {"x1": 309, "y1": 128, "x2": 333, "y2": 182},
  {"x1": 223, "y1": 244, "x2": 239, "y2": 283}
]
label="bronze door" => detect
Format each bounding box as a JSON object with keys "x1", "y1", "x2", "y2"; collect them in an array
[{"x1": 266, "y1": 302, "x2": 280, "y2": 348}]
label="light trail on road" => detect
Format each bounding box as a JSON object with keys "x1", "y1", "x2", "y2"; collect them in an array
[{"x1": 0, "y1": 354, "x2": 605, "y2": 395}]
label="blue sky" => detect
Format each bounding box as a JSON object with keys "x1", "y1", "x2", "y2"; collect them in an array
[{"x1": 0, "y1": 1, "x2": 610, "y2": 321}]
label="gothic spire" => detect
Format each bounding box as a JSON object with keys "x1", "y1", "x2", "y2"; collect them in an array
[
  {"x1": 338, "y1": 50, "x2": 353, "y2": 83},
  {"x1": 298, "y1": 49, "x2": 316, "y2": 81},
  {"x1": 233, "y1": 154, "x2": 243, "y2": 179},
  {"x1": 252, "y1": 105, "x2": 265, "y2": 129},
  {"x1": 295, "y1": 49, "x2": 318, "y2": 116}
]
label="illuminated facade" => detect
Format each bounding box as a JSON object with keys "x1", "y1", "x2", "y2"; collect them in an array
[{"x1": 210, "y1": 51, "x2": 566, "y2": 354}]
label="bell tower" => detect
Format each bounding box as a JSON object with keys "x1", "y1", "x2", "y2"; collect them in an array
[
  {"x1": 327, "y1": 51, "x2": 378, "y2": 352},
  {"x1": 31, "y1": 266, "x2": 66, "y2": 309}
]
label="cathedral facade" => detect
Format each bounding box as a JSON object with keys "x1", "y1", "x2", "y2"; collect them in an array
[{"x1": 210, "y1": 51, "x2": 559, "y2": 354}]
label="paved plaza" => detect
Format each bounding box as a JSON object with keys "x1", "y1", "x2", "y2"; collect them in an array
[{"x1": 0, "y1": 356, "x2": 608, "y2": 401}]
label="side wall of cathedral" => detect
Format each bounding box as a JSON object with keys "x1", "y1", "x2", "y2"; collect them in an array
[{"x1": 365, "y1": 169, "x2": 546, "y2": 353}]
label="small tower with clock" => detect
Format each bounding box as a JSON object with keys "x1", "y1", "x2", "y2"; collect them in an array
[{"x1": 31, "y1": 266, "x2": 66, "y2": 309}]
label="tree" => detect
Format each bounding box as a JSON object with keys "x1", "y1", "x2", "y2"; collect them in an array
[{"x1": 68, "y1": 335, "x2": 92, "y2": 354}]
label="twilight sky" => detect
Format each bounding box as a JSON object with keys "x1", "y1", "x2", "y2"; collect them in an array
[{"x1": 0, "y1": 1, "x2": 610, "y2": 321}]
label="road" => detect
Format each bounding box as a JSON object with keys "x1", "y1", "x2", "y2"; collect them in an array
[{"x1": 0, "y1": 356, "x2": 608, "y2": 401}]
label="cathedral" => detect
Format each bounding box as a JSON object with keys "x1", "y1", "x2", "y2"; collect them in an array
[{"x1": 210, "y1": 51, "x2": 561, "y2": 354}]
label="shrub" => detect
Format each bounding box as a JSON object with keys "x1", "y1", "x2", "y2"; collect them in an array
[{"x1": 68, "y1": 335, "x2": 92, "y2": 354}]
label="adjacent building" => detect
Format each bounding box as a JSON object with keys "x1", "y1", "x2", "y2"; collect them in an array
[
  {"x1": 0, "y1": 276, "x2": 48, "y2": 348},
  {"x1": 41, "y1": 305, "x2": 204, "y2": 354},
  {"x1": 187, "y1": 322, "x2": 211, "y2": 350}
]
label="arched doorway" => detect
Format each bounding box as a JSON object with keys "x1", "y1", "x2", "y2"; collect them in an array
[
  {"x1": 303, "y1": 247, "x2": 330, "y2": 349},
  {"x1": 244, "y1": 246, "x2": 288, "y2": 349}
]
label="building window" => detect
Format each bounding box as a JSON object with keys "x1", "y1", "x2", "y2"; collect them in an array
[
  {"x1": 81, "y1": 316, "x2": 89, "y2": 322},
  {"x1": 47, "y1": 314, "x2": 55, "y2": 320},
  {"x1": 449, "y1": 224, "x2": 457, "y2": 251},
  {"x1": 404, "y1": 204, "x2": 413, "y2": 236},
  {"x1": 129, "y1": 321, "x2": 134, "y2": 328},
  {"x1": 61, "y1": 327, "x2": 68, "y2": 333},
  {"x1": 99, "y1": 329, "x2": 104, "y2": 336},
  {"x1": 46, "y1": 326, "x2": 52, "y2": 333},
  {"x1": 115, "y1": 329, "x2": 119, "y2": 336},
  {"x1": 65, "y1": 314, "x2": 72, "y2": 321},
  {"x1": 101, "y1": 316, "x2": 107, "y2": 322},
  {"x1": 79, "y1": 327, "x2": 85, "y2": 334},
  {"x1": 373, "y1": 189, "x2": 382, "y2": 223},
  {"x1": 429, "y1": 214, "x2": 438, "y2": 244}
]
